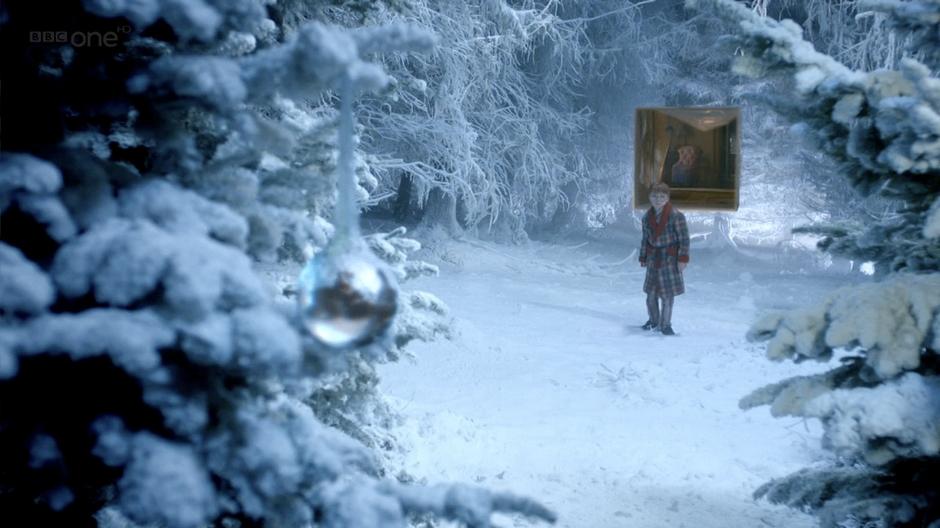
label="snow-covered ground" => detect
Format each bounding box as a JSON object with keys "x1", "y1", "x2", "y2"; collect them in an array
[{"x1": 378, "y1": 237, "x2": 864, "y2": 527}]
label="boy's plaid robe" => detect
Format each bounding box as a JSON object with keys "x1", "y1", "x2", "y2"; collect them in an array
[{"x1": 639, "y1": 203, "x2": 690, "y2": 296}]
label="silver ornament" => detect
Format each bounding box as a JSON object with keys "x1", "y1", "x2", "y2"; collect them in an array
[
  {"x1": 298, "y1": 242, "x2": 398, "y2": 350},
  {"x1": 297, "y1": 74, "x2": 399, "y2": 350}
]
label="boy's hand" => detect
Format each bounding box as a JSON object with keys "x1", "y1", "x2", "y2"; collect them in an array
[{"x1": 679, "y1": 262, "x2": 687, "y2": 272}]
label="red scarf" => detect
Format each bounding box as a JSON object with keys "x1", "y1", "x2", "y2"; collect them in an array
[{"x1": 648, "y1": 202, "x2": 672, "y2": 240}]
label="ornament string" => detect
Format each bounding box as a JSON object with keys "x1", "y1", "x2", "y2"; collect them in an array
[{"x1": 333, "y1": 74, "x2": 360, "y2": 250}]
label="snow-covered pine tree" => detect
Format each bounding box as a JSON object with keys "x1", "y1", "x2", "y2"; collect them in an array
[
  {"x1": 0, "y1": 1, "x2": 554, "y2": 526},
  {"x1": 687, "y1": 0, "x2": 940, "y2": 526}
]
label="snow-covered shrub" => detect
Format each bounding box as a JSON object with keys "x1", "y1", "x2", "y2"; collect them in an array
[
  {"x1": 0, "y1": 2, "x2": 554, "y2": 526},
  {"x1": 688, "y1": 0, "x2": 940, "y2": 525}
]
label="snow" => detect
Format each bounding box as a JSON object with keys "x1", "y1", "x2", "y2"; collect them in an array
[
  {"x1": 825, "y1": 275, "x2": 940, "y2": 379},
  {"x1": 15, "y1": 193, "x2": 77, "y2": 242},
  {"x1": 133, "y1": 55, "x2": 246, "y2": 110},
  {"x1": 376, "y1": 238, "x2": 861, "y2": 527},
  {"x1": 159, "y1": 0, "x2": 222, "y2": 42},
  {"x1": 92, "y1": 415, "x2": 131, "y2": 467},
  {"x1": 118, "y1": 433, "x2": 218, "y2": 528},
  {"x1": 52, "y1": 217, "x2": 266, "y2": 319},
  {"x1": 0, "y1": 331, "x2": 16, "y2": 379},
  {"x1": 143, "y1": 384, "x2": 210, "y2": 437},
  {"x1": 393, "y1": 290, "x2": 453, "y2": 350},
  {"x1": 230, "y1": 413, "x2": 304, "y2": 503},
  {"x1": 119, "y1": 178, "x2": 248, "y2": 248},
  {"x1": 198, "y1": 396, "x2": 403, "y2": 524},
  {"x1": 83, "y1": 0, "x2": 163, "y2": 30},
  {"x1": 17, "y1": 309, "x2": 173, "y2": 377},
  {"x1": 805, "y1": 372, "x2": 940, "y2": 465},
  {"x1": 0, "y1": 242, "x2": 54, "y2": 315},
  {"x1": 386, "y1": 480, "x2": 558, "y2": 525},
  {"x1": 831, "y1": 94, "x2": 865, "y2": 125},
  {"x1": 351, "y1": 23, "x2": 438, "y2": 55},
  {"x1": 795, "y1": 66, "x2": 827, "y2": 94},
  {"x1": 0, "y1": 154, "x2": 75, "y2": 241},
  {"x1": 230, "y1": 306, "x2": 301, "y2": 374},
  {"x1": 58, "y1": 159, "x2": 119, "y2": 230},
  {"x1": 3, "y1": 0, "x2": 933, "y2": 524},
  {"x1": 0, "y1": 153, "x2": 62, "y2": 198},
  {"x1": 273, "y1": 395, "x2": 376, "y2": 479},
  {"x1": 178, "y1": 313, "x2": 235, "y2": 366},
  {"x1": 748, "y1": 273, "x2": 940, "y2": 380},
  {"x1": 29, "y1": 433, "x2": 63, "y2": 469},
  {"x1": 83, "y1": 0, "x2": 235, "y2": 42},
  {"x1": 927, "y1": 196, "x2": 940, "y2": 238},
  {"x1": 317, "y1": 477, "x2": 405, "y2": 527}
]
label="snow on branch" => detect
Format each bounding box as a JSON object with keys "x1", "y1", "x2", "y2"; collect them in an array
[
  {"x1": 0, "y1": 153, "x2": 76, "y2": 242},
  {"x1": 807, "y1": 372, "x2": 940, "y2": 465},
  {"x1": 687, "y1": 0, "x2": 940, "y2": 193},
  {"x1": 740, "y1": 358, "x2": 865, "y2": 416},
  {"x1": 351, "y1": 23, "x2": 439, "y2": 55},
  {"x1": 744, "y1": 272, "x2": 940, "y2": 476},
  {"x1": 744, "y1": 365, "x2": 940, "y2": 465},
  {"x1": 384, "y1": 480, "x2": 558, "y2": 526},
  {"x1": 363, "y1": 227, "x2": 452, "y2": 351},
  {"x1": 0, "y1": 243, "x2": 55, "y2": 316},
  {"x1": 748, "y1": 273, "x2": 940, "y2": 379},
  {"x1": 51, "y1": 217, "x2": 266, "y2": 320},
  {"x1": 0, "y1": 153, "x2": 62, "y2": 200},
  {"x1": 752, "y1": 464, "x2": 924, "y2": 528},
  {"x1": 364, "y1": 226, "x2": 437, "y2": 281},
  {"x1": 116, "y1": 432, "x2": 219, "y2": 528},
  {"x1": 860, "y1": 0, "x2": 940, "y2": 69},
  {"x1": 83, "y1": 0, "x2": 268, "y2": 42},
  {"x1": 926, "y1": 196, "x2": 940, "y2": 238},
  {"x1": 134, "y1": 22, "x2": 435, "y2": 110},
  {"x1": 15, "y1": 309, "x2": 174, "y2": 379},
  {"x1": 119, "y1": 179, "x2": 248, "y2": 248}
]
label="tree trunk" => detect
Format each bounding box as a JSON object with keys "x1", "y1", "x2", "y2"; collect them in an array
[
  {"x1": 393, "y1": 173, "x2": 416, "y2": 223},
  {"x1": 420, "y1": 187, "x2": 462, "y2": 236}
]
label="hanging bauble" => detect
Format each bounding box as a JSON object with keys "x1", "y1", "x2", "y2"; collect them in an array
[
  {"x1": 297, "y1": 240, "x2": 397, "y2": 350},
  {"x1": 296, "y1": 73, "x2": 398, "y2": 350}
]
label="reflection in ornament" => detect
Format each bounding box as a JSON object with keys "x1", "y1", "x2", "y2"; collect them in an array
[
  {"x1": 298, "y1": 243, "x2": 397, "y2": 348},
  {"x1": 297, "y1": 75, "x2": 398, "y2": 350}
]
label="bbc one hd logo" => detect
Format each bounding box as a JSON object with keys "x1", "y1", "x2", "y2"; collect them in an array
[{"x1": 29, "y1": 25, "x2": 130, "y2": 47}]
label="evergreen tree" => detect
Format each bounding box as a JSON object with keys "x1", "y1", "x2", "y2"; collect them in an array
[
  {"x1": 689, "y1": 0, "x2": 940, "y2": 526},
  {"x1": 0, "y1": 1, "x2": 555, "y2": 526}
]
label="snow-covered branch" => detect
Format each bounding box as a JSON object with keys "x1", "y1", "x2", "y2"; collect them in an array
[{"x1": 748, "y1": 274, "x2": 940, "y2": 378}]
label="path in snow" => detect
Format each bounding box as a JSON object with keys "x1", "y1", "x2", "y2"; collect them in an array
[{"x1": 378, "y1": 238, "x2": 859, "y2": 528}]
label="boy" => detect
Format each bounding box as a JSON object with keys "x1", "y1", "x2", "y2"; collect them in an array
[{"x1": 639, "y1": 183, "x2": 690, "y2": 335}]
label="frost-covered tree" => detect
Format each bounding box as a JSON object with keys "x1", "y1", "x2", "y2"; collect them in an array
[
  {"x1": 294, "y1": 0, "x2": 664, "y2": 241},
  {"x1": 687, "y1": 0, "x2": 940, "y2": 526},
  {"x1": 356, "y1": 0, "x2": 594, "y2": 241},
  {"x1": 0, "y1": 1, "x2": 555, "y2": 526},
  {"x1": 762, "y1": 0, "x2": 927, "y2": 72}
]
